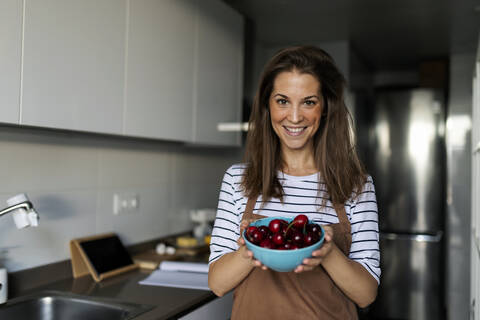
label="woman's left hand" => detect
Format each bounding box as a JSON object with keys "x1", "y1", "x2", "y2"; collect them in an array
[{"x1": 294, "y1": 225, "x2": 335, "y2": 273}]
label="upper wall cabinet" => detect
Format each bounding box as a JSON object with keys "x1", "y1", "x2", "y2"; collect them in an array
[
  {"x1": 0, "y1": 0, "x2": 22, "y2": 124},
  {"x1": 21, "y1": 0, "x2": 125, "y2": 135},
  {"x1": 193, "y1": 0, "x2": 244, "y2": 146},
  {"x1": 5, "y1": 0, "x2": 244, "y2": 145},
  {"x1": 124, "y1": 0, "x2": 196, "y2": 142},
  {"x1": 124, "y1": 0, "x2": 244, "y2": 145}
]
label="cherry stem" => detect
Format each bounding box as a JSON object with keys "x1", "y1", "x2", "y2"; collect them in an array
[{"x1": 285, "y1": 221, "x2": 295, "y2": 235}]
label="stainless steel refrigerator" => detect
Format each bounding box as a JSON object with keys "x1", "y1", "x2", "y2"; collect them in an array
[{"x1": 355, "y1": 89, "x2": 446, "y2": 320}]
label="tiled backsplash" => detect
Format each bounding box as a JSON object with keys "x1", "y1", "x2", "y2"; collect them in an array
[{"x1": 0, "y1": 126, "x2": 242, "y2": 271}]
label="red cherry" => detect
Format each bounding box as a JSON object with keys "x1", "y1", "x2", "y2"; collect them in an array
[
  {"x1": 306, "y1": 223, "x2": 321, "y2": 235},
  {"x1": 269, "y1": 219, "x2": 286, "y2": 233},
  {"x1": 304, "y1": 231, "x2": 320, "y2": 246},
  {"x1": 291, "y1": 230, "x2": 304, "y2": 246},
  {"x1": 246, "y1": 226, "x2": 257, "y2": 234},
  {"x1": 259, "y1": 239, "x2": 276, "y2": 249},
  {"x1": 272, "y1": 232, "x2": 285, "y2": 245},
  {"x1": 283, "y1": 242, "x2": 293, "y2": 250},
  {"x1": 293, "y1": 214, "x2": 309, "y2": 229},
  {"x1": 258, "y1": 226, "x2": 272, "y2": 238},
  {"x1": 246, "y1": 226, "x2": 257, "y2": 241},
  {"x1": 250, "y1": 229, "x2": 264, "y2": 244},
  {"x1": 284, "y1": 225, "x2": 298, "y2": 239},
  {"x1": 280, "y1": 224, "x2": 288, "y2": 235}
]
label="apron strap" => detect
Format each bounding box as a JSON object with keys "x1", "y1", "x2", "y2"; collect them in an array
[
  {"x1": 333, "y1": 203, "x2": 351, "y2": 233},
  {"x1": 244, "y1": 196, "x2": 266, "y2": 221},
  {"x1": 333, "y1": 203, "x2": 348, "y2": 224},
  {"x1": 332, "y1": 203, "x2": 352, "y2": 253},
  {"x1": 244, "y1": 197, "x2": 257, "y2": 220}
]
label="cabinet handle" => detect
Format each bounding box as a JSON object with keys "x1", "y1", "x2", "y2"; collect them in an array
[
  {"x1": 217, "y1": 122, "x2": 249, "y2": 132},
  {"x1": 380, "y1": 231, "x2": 443, "y2": 242},
  {"x1": 474, "y1": 228, "x2": 480, "y2": 257},
  {"x1": 474, "y1": 141, "x2": 480, "y2": 154},
  {"x1": 471, "y1": 298, "x2": 475, "y2": 320}
]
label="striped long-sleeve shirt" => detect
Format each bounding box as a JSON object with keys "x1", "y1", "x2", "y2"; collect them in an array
[{"x1": 209, "y1": 164, "x2": 381, "y2": 284}]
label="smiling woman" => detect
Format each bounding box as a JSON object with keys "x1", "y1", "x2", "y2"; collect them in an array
[
  {"x1": 208, "y1": 46, "x2": 380, "y2": 320},
  {"x1": 242, "y1": 46, "x2": 366, "y2": 204}
]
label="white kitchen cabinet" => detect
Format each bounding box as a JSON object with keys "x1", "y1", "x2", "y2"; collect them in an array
[
  {"x1": 6, "y1": 0, "x2": 244, "y2": 145},
  {"x1": 124, "y1": 0, "x2": 196, "y2": 142},
  {"x1": 0, "y1": 0, "x2": 22, "y2": 124},
  {"x1": 178, "y1": 291, "x2": 233, "y2": 320},
  {"x1": 20, "y1": 0, "x2": 125, "y2": 134},
  {"x1": 193, "y1": 0, "x2": 244, "y2": 146}
]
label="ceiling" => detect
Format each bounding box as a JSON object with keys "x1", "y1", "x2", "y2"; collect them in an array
[{"x1": 223, "y1": 0, "x2": 480, "y2": 71}]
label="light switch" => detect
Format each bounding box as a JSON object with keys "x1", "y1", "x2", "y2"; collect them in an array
[{"x1": 113, "y1": 193, "x2": 140, "y2": 215}]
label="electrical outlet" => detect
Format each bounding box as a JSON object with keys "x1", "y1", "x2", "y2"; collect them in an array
[{"x1": 113, "y1": 193, "x2": 139, "y2": 215}]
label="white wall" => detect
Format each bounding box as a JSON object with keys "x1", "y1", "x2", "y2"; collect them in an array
[{"x1": 0, "y1": 126, "x2": 242, "y2": 272}]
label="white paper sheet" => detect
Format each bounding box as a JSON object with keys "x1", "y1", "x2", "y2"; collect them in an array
[
  {"x1": 159, "y1": 261, "x2": 209, "y2": 273},
  {"x1": 138, "y1": 261, "x2": 210, "y2": 291}
]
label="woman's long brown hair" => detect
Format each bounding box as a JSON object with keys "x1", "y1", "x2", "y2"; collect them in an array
[{"x1": 241, "y1": 46, "x2": 367, "y2": 206}]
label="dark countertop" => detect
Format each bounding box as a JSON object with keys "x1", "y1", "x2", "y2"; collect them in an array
[
  {"x1": 5, "y1": 234, "x2": 217, "y2": 320},
  {"x1": 13, "y1": 268, "x2": 216, "y2": 320}
]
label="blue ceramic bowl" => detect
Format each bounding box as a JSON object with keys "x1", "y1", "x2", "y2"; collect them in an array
[{"x1": 242, "y1": 216, "x2": 325, "y2": 272}]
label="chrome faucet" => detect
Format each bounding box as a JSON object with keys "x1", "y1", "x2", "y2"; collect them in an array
[
  {"x1": 0, "y1": 201, "x2": 34, "y2": 216},
  {"x1": 0, "y1": 194, "x2": 38, "y2": 304},
  {"x1": 0, "y1": 194, "x2": 39, "y2": 228}
]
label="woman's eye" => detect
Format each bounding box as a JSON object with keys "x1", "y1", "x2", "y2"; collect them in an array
[
  {"x1": 276, "y1": 99, "x2": 288, "y2": 105},
  {"x1": 304, "y1": 100, "x2": 317, "y2": 106}
]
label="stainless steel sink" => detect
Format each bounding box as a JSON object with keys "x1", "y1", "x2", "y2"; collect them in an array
[{"x1": 0, "y1": 290, "x2": 153, "y2": 320}]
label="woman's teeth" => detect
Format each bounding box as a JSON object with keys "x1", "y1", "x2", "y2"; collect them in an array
[{"x1": 284, "y1": 126, "x2": 305, "y2": 135}]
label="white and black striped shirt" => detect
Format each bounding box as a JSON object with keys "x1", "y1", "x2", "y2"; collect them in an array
[{"x1": 209, "y1": 164, "x2": 381, "y2": 284}]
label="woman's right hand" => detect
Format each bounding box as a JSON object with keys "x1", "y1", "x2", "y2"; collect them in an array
[
  {"x1": 208, "y1": 217, "x2": 268, "y2": 296},
  {"x1": 238, "y1": 219, "x2": 267, "y2": 269}
]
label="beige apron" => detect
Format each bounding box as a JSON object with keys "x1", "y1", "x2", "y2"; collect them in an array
[{"x1": 231, "y1": 197, "x2": 358, "y2": 320}]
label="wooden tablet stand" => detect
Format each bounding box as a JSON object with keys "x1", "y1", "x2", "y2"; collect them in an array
[{"x1": 70, "y1": 233, "x2": 138, "y2": 282}]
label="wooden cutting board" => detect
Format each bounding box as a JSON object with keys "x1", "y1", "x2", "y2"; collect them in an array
[
  {"x1": 133, "y1": 235, "x2": 210, "y2": 270},
  {"x1": 133, "y1": 245, "x2": 210, "y2": 270},
  {"x1": 132, "y1": 250, "x2": 183, "y2": 270}
]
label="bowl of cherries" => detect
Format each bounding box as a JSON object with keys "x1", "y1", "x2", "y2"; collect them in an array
[{"x1": 243, "y1": 214, "x2": 325, "y2": 272}]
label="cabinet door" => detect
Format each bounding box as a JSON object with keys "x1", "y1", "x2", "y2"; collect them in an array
[
  {"x1": 193, "y1": 0, "x2": 244, "y2": 146},
  {"x1": 0, "y1": 0, "x2": 22, "y2": 124},
  {"x1": 125, "y1": 0, "x2": 196, "y2": 142},
  {"x1": 21, "y1": 0, "x2": 125, "y2": 134},
  {"x1": 178, "y1": 291, "x2": 233, "y2": 320}
]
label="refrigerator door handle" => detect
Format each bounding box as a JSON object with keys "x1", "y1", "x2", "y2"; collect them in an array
[{"x1": 380, "y1": 231, "x2": 443, "y2": 243}]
